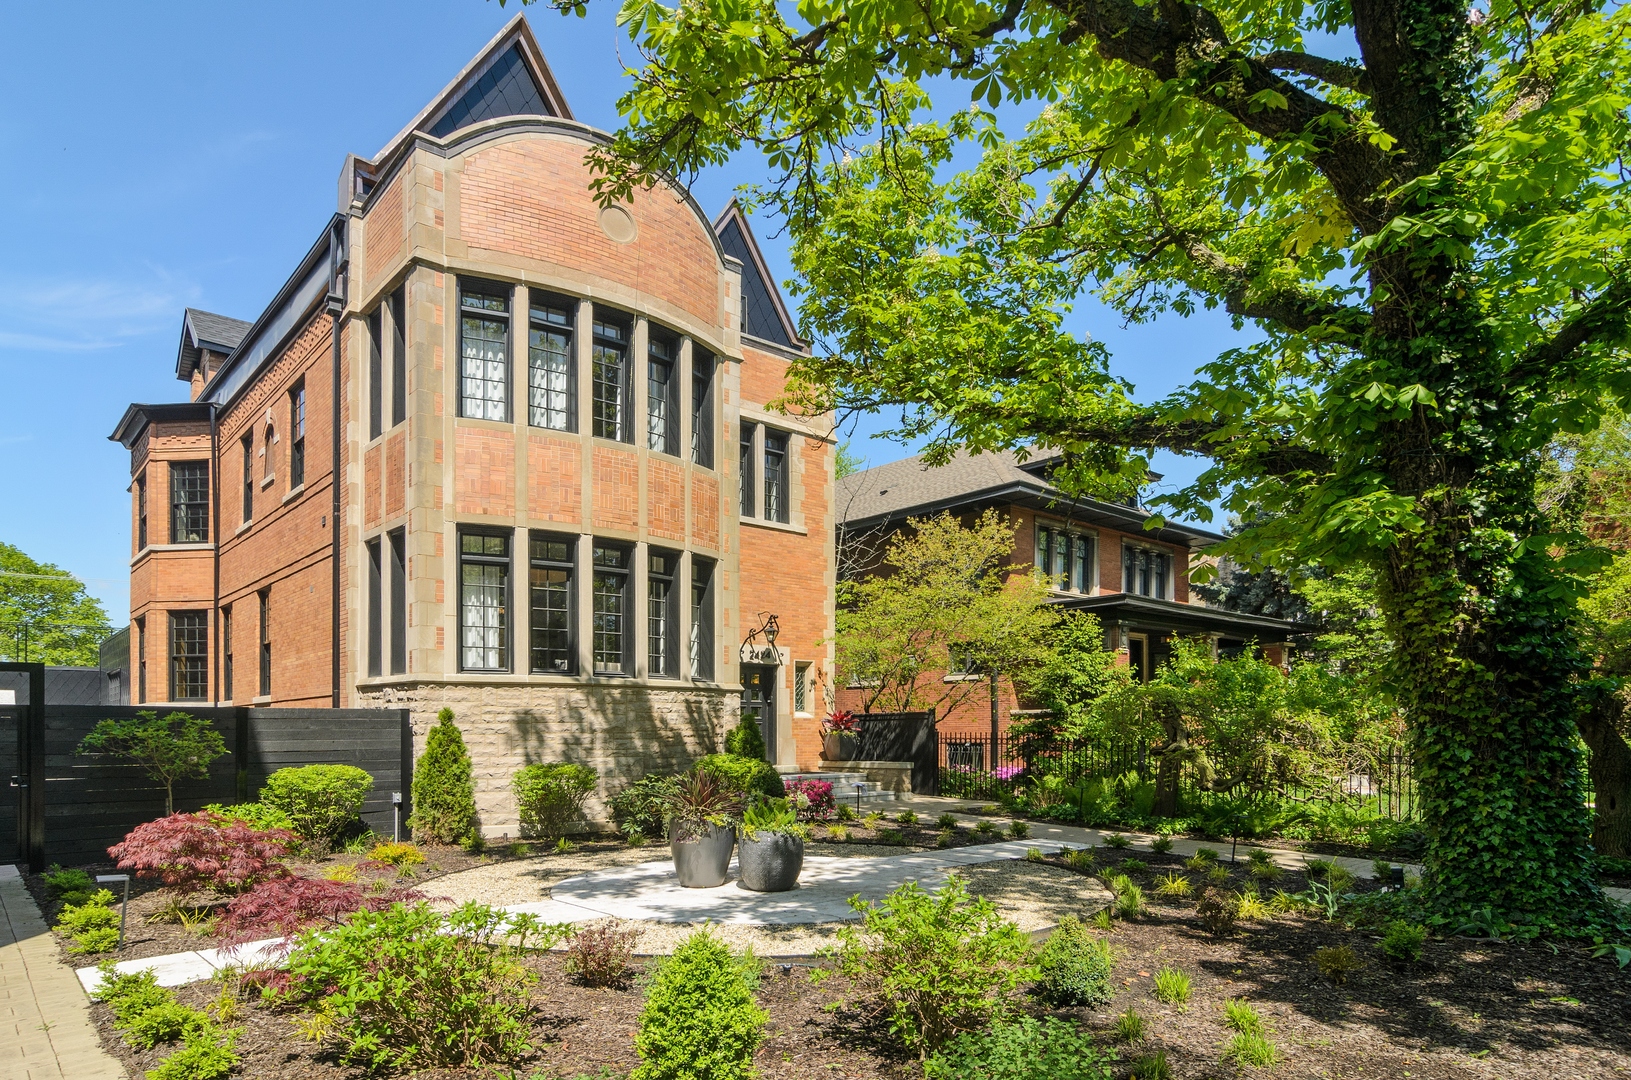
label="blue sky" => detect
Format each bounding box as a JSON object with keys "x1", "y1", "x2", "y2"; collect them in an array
[{"x1": 0, "y1": 1, "x2": 1255, "y2": 620}]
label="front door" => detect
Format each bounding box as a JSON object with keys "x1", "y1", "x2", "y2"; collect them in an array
[{"x1": 740, "y1": 665, "x2": 777, "y2": 762}]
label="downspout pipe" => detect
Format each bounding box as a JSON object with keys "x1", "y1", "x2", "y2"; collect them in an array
[
  {"x1": 326, "y1": 220, "x2": 347, "y2": 709},
  {"x1": 210, "y1": 402, "x2": 220, "y2": 706}
]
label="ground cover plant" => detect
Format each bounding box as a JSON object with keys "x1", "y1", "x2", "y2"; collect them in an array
[
  {"x1": 92, "y1": 965, "x2": 239, "y2": 1079},
  {"x1": 924, "y1": 1016, "x2": 1116, "y2": 1080}
]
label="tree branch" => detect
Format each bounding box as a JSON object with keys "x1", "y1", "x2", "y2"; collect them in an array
[
  {"x1": 1255, "y1": 50, "x2": 1372, "y2": 94},
  {"x1": 1516, "y1": 275, "x2": 1631, "y2": 377}
]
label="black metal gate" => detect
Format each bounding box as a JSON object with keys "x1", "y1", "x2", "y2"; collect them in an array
[
  {"x1": 856, "y1": 710, "x2": 939, "y2": 795},
  {"x1": 1, "y1": 662, "x2": 44, "y2": 869}
]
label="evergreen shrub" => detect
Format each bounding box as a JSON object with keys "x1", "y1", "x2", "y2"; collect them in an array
[
  {"x1": 409, "y1": 708, "x2": 478, "y2": 845},
  {"x1": 512, "y1": 763, "x2": 598, "y2": 840},
  {"x1": 1036, "y1": 916, "x2": 1115, "y2": 1007},
  {"x1": 723, "y1": 714, "x2": 767, "y2": 760},
  {"x1": 924, "y1": 1016, "x2": 1115, "y2": 1080},
  {"x1": 633, "y1": 928, "x2": 766, "y2": 1080},
  {"x1": 259, "y1": 765, "x2": 373, "y2": 849}
]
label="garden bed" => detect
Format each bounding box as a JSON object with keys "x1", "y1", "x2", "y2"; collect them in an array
[{"x1": 77, "y1": 848, "x2": 1630, "y2": 1079}]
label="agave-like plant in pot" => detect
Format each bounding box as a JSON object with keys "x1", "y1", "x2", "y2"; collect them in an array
[
  {"x1": 738, "y1": 797, "x2": 809, "y2": 892},
  {"x1": 664, "y1": 768, "x2": 742, "y2": 888}
]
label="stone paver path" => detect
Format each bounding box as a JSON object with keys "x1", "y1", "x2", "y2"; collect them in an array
[{"x1": 0, "y1": 865, "x2": 127, "y2": 1079}]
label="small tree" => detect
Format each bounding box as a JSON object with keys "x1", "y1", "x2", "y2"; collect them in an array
[
  {"x1": 77, "y1": 711, "x2": 227, "y2": 816},
  {"x1": 410, "y1": 708, "x2": 477, "y2": 845},
  {"x1": 837, "y1": 510, "x2": 1056, "y2": 714},
  {"x1": 722, "y1": 714, "x2": 766, "y2": 760}
]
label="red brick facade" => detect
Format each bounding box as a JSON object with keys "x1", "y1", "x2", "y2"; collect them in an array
[{"x1": 113, "y1": 17, "x2": 836, "y2": 828}]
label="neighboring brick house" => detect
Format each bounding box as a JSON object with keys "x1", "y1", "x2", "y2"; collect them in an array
[
  {"x1": 108, "y1": 15, "x2": 837, "y2": 832},
  {"x1": 834, "y1": 449, "x2": 1305, "y2": 743}
]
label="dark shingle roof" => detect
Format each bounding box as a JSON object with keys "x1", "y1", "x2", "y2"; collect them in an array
[
  {"x1": 837, "y1": 448, "x2": 1225, "y2": 548},
  {"x1": 175, "y1": 308, "x2": 252, "y2": 381}
]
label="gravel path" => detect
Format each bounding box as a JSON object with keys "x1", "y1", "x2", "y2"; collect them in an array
[{"x1": 426, "y1": 844, "x2": 1110, "y2": 956}]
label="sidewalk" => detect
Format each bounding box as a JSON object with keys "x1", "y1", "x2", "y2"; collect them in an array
[{"x1": 0, "y1": 865, "x2": 127, "y2": 1079}]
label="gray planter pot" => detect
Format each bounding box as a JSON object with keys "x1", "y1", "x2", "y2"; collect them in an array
[
  {"x1": 670, "y1": 822, "x2": 736, "y2": 888},
  {"x1": 738, "y1": 831, "x2": 804, "y2": 892},
  {"x1": 822, "y1": 731, "x2": 861, "y2": 762}
]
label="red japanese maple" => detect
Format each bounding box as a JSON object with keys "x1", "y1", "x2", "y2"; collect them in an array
[
  {"x1": 108, "y1": 812, "x2": 296, "y2": 895},
  {"x1": 214, "y1": 875, "x2": 424, "y2": 946}
]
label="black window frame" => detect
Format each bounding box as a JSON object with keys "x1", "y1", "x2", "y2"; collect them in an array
[
  {"x1": 591, "y1": 541, "x2": 633, "y2": 675},
  {"x1": 691, "y1": 348, "x2": 715, "y2": 469},
  {"x1": 647, "y1": 332, "x2": 680, "y2": 456},
  {"x1": 368, "y1": 307, "x2": 384, "y2": 440},
  {"x1": 648, "y1": 547, "x2": 680, "y2": 677},
  {"x1": 591, "y1": 316, "x2": 632, "y2": 442},
  {"x1": 1122, "y1": 546, "x2": 1172, "y2": 599},
  {"x1": 529, "y1": 531, "x2": 577, "y2": 675},
  {"x1": 690, "y1": 554, "x2": 716, "y2": 681},
  {"x1": 289, "y1": 381, "x2": 306, "y2": 489},
  {"x1": 527, "y1": 297, "x2": 577, "y2": 433},
  {"x1": 136, "y1": 617, "x2": 147, "y2": 703},
  {"x1": 137, "y1": 474, "x2": 148, "y2": 550},
  {"x1": 763, "y1": 429, "x2": 790, "y2": 524},
  {"x1": 390, "y1": 286, "x2": 407, "y2": 427},
  {"x1": 739, "y1": 422, "x2": 757, "y2": 517},
  {"x1": 169, "y1": 611, "x2": 208, "y2": 702},
  {"x1": 459, "y1": 280, "x2": 512, "y2": 422},
  {"x1": 388, "y1": 527, "x2": 407, "y2": 674},
  {"x1": 458, "y1": 529, "x2": 511, "y2": 673},
  {"x1": 366, "y1": 537, "x2": 383, "y2": 678},
  {"x1": 169, "y1": 461, "x2": 209, "y2": 544},
  {"x1": 258, "y1": 589, "x2": 271, "y2": 697},
  {"x1": 240, "y1": 433, "x2": 254, "y2": 524}
]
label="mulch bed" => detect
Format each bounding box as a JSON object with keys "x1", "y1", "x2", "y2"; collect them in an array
[{"x1": 75, "y1": 845, "x2": 1631, "y2": 1079}]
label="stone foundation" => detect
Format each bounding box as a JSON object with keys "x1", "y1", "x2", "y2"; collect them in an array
[{"x1": 358, "y1": 681, "x2": 739, "y2": 837}]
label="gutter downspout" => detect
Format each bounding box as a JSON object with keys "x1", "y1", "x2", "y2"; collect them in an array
[
  {"x1": 210, "y1": 402, "x2": 220, "y2": 706},
  {"x1": 327, "y1": 220, "x2": 346, "y2": 709}
]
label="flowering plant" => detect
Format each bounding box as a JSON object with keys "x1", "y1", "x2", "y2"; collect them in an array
[
  {"x1": 822, "y1": 710, "x2": 860, "y2": 735},
  {"x1": 785, "y1": 778, "x2": 836, "y2": 820}
]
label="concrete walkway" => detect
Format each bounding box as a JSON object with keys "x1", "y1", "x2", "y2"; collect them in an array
[{"x1": 0, "y1": 865, "x2": 127, "y2": 1079}]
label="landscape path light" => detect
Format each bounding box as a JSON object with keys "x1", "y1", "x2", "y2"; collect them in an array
[{"x1": 96, "y1": 873, "x2": 131, "y2": 948}]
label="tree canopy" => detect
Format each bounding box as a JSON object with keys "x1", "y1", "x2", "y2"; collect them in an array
[
  {"x1": 535, "y1": 0, "x2": 1631, "y2": 929},
  {"x1": 0, "y1": 541, "x2": 112, "y2": 666}
]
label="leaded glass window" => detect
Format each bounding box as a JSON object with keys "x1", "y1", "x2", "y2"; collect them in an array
[
  {"x1": 460, "y1": 532, "x2": 509, "y2": 671},
  {"x1": 690, "y1": 555, "x2": 715, "y2": 680},
  {"x1": 169, "y1": 611, "x2": 207, "y2": 701},
  {"x1": 763, "y1": 430, "x2": 789, "y2": 523},
  {"x1": 591, "y1": 319, "x2": 630, "y2": 441},
  {"x1": 592, "y1": 542, "x2": 630, "y2": 674},
  {"x1": 528, "y1": 301, "x2": 574, "y2": 431},
  {"x1": 692, "y1": 350, "x2": 714, "y2": 468},
  {"x1": 739, "y1": 422, "x2": 757, "y2": 517},
  {"x1": 1123, "y1": 547, "x2": 1173, "y2": 599},
  {"x1": 460, "y1": 285, "x2": 509, "y2": 421},
  {"x1": 530, "y1": 533, "x2": 575, "y2": 674},
  {"x1": 170, "y1": 462, "x2": 209, "y2": 543}
]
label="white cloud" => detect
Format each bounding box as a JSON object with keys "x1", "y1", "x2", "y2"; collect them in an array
[{"x1": 0, "y1": 271, "x2": 199, "y2": 352}]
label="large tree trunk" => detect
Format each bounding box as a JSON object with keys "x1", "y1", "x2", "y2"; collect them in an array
[
  {"x1": 1579, "y1": 691, "x2": 1631, "y2": 858},
  {"x1": 1381, "y1": 502, "x2": 1603, "y2": 923}
]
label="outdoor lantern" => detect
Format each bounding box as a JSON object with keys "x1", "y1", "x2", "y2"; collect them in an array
[
  {"x1": 763, "y1": 614, "x2": 780, "y2": 648},
  {"x1": 96, "y1": 873, "x2": 131, "y2": 948}
]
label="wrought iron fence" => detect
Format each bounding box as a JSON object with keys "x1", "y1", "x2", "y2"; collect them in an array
[{"x1": 938, "y1": 732, "x2": 1424, "y2": 821}]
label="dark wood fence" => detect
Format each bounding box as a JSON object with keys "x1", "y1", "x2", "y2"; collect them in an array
[
  {"x1": 855, "y1": 711, "x2": 939, "y2": 795},
  {"x1": 2, "y1": 700, "x2": 410, "y2": 869}
]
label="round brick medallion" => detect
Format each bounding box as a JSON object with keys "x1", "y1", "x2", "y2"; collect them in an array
[{"x1": 598, "y1": 204, "x2": 637, "y2": 244}]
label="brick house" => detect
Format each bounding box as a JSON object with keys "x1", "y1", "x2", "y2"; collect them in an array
[
  {"x1": 834, "y1": 449, "x2": 1305, "y2": 743},
  {"x1": 108, "y1": 15, "x2": 836, "y2": 832}
]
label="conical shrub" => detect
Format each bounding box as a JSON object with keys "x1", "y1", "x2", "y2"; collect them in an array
[{"x1": 409, "y1": 708, "x2": 477, "y2": 845}]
